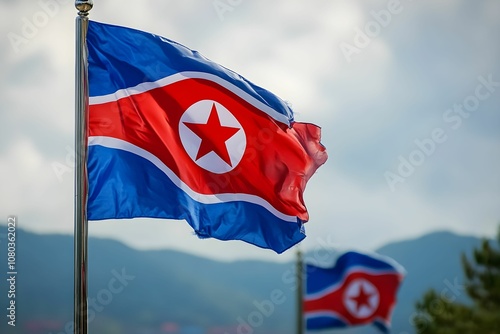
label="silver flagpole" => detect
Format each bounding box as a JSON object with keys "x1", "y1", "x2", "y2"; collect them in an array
[
  {"x1": 74, "y1": 1, "x2": 92, "y2": 334},
  {"x1": 296, "y1": 248, "x2": 304, "y2": 334}
]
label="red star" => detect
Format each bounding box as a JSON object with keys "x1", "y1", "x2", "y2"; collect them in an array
[
  {"x1": 350, "y1": 285, "x2": 373, "y2": 312},
  {"x1": 183, "y1": 103, "x2": 240, "y2": 166}
]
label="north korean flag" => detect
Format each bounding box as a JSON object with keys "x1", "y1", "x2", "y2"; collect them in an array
[
  {"x1": 304, "y1": 251, "x2": 405, "y2": 332},
  {"x1": 86, "y1": 21, "x2": 327, "y2": 253}
]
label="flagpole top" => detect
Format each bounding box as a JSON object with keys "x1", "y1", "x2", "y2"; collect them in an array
[{"x1": 75, "y1": 0, "x2": 93, "y2": 16}]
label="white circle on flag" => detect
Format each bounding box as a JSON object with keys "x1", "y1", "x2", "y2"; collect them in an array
[
  {"x1": 179, "y1": 100, "x2": 246, "y2": 174},
  {"x1": 343, "y1": 278, "x2": 380, "y2": 319}
]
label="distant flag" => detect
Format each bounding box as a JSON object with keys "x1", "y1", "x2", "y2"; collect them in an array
[
  {"x1": 304, "y1": 251, "x2": 405, "y2": 333},
  {"x1": 85, "y1": 21, "x2": 327, "y2": 253}
]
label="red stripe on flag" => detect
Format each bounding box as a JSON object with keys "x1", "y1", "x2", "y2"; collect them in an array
[{"x1": 89, "y1": 78, "x2": 326, "y2": 221}]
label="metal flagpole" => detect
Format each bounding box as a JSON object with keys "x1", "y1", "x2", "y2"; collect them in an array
[
  {"x1": 296, "y1": 248, "x2": 304, "y2": 334},
  {"x1": 74, "y1": 1, "x2": 92, "y2": 334}
]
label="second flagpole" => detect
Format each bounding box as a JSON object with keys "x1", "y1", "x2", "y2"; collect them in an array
[{"x1": 74, "y1": 1, "x2": 92, "y2": 334}]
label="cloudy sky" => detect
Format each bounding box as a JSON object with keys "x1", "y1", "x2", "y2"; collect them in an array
[{"x1": 1, "y1": 0, "x2": 499, "y2": 262}]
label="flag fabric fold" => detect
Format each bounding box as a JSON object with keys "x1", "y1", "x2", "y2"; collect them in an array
[
  {"x1": 86, "y1": 21, "x2": 327, "y2": 253},
  {"x1": 304, "y1": 251, "x2": 405, "y2": 332}
]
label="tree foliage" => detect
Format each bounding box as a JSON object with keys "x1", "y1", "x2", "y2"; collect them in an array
[{"x1": 413, "y1": 227, "x2": 500, "y2": 333}]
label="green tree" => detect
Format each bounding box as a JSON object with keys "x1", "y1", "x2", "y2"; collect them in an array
[{"x1": 413, "y1": 227, "x2": 500, "y2": 333}]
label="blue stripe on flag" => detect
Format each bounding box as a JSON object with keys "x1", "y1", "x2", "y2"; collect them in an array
[
  {"x1": 306, "y1": 315, "x2": 347, "y2": 330},
  {"x1": 87, "y1": 145, "x2": 305, "y2": 253},
  {"x1": 87, "y1": 21, "x2": 294, "y2": 121}
]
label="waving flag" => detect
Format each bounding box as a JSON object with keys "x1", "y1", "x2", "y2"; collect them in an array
[
  {"x1": 86, "y1": 21, "x2": 327, "y2": 253},
  {"x1": 304, "y1": 251, "x2": 405, "y2": 332}
]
